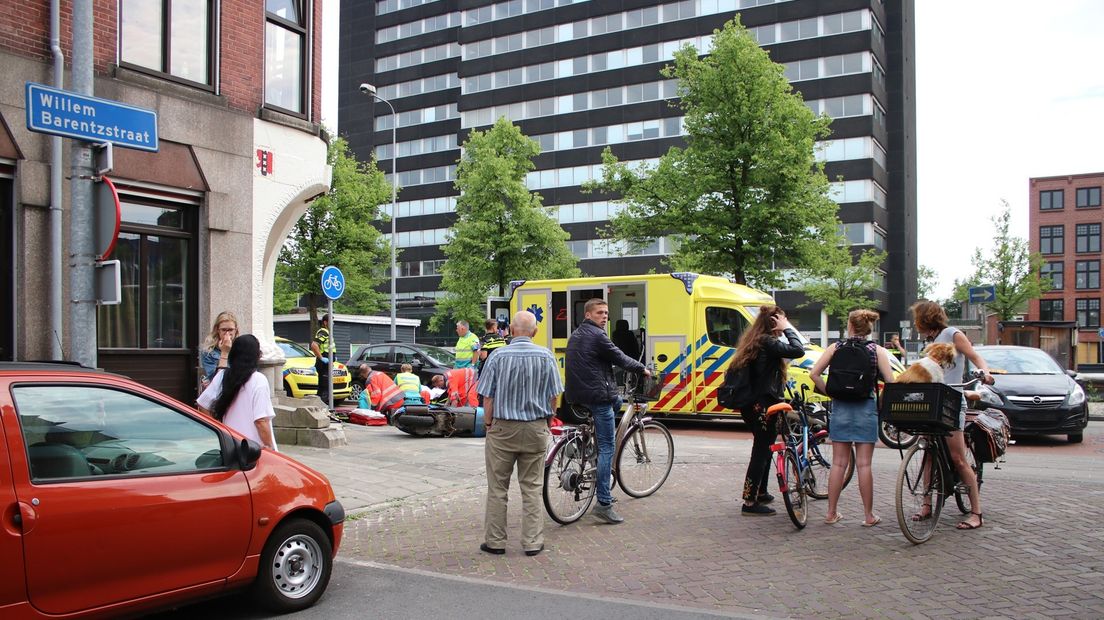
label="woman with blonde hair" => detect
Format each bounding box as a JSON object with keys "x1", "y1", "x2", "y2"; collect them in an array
[
  {"x1": 727, "y1": 305, "x2": 805, "y2": 516},
  {"x1": 200, "y1": 311, "x2": 238, "y2": 390},
  {"x1": 810, "y1": 309, "x2": 896, "y2": 526}
]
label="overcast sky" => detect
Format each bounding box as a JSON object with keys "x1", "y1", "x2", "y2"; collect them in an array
[{"x1": 322, "y1": 1, "x2": 1104, "y2": 300}]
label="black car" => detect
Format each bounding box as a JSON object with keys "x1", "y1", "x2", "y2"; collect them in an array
[
  {"x1": 345, "y1": 342, "x2": 456, "y2": 401},
  {"x1": 968, "y1": 345, "x2": 1089, "y2": 443}
]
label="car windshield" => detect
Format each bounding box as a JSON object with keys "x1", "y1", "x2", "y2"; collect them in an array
[
  {"x1": 977, "y1": 348, "x2": 1063, "y2": 375},
  {"x1": 417, "y1": 345, "x2": 455, "y2": 366},
  {"x1": 278, "y1": 340, "x2": 312, "y2": 358}
]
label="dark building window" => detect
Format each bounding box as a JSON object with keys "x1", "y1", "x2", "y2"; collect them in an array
[
  {"x1": 1076, "y1": 298, "x2": 1100, "y2": 328},
  {"x1": 1039, "y1": 299, "x2": 1064, "y2": 321},
  {"x1": 1076, "y1": 223, "x2": 1101, "y2": 253},
  {"x1": 119, "y1": 0, "x2": 216, "y2": 87},
  {"x1": 98, "y1": 198, "x2": 192, "y2": 349},
  {"x1": 1039, "y1": 189, "x2": 1064, "y2": 210},
  {"x1": 1041, "y1": 261, "x2": 1063, "y2": 290},
  {"x1": 1075, "y1": 260, "x2": 1100, "y2": 289},
  {"x1": 265, "y1": 0, "x2": 308, "y2": 115},
  {"x1": 1076, "y1": 186, "x2": 1101, "y2": 208},
  {"x1": 1040, "y1": 225, "x2": 1064, "y2": 255}
]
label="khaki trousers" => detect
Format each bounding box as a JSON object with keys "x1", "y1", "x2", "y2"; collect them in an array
[{"x1": 484, "y1": 418, "x2": 550, "y2": 551}]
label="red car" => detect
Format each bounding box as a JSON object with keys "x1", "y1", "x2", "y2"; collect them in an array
[{"x1": 0, "y1": 362, "x2": 343, "y2": 618}]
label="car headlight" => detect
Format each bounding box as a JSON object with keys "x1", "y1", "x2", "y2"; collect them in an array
[
  {"x1": 1068, "y1": 384, "x2": 1086, "y2": 407},
  {"x1": 288, "y1": 367, "x2": 317, "y2": 376},
  {"x1": 975, "y1": 385, "x2": 1003, "y2": 408}
]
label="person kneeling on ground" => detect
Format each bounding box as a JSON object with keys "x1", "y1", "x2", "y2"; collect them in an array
[{"x1": 395, "y1": 363, "x2": 430, "y2": 404}]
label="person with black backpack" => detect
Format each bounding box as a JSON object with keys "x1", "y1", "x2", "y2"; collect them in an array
[
  {"x1": 725, "y1": 305, "x2": 805, "y2": 516},
  {"x1": 809, "y1": 309, "x2": 896, "y2": 527}
]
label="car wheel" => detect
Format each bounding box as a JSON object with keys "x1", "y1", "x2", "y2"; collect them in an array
[
  {"x1": 252, "y1": 518, "x2": 333, "y2": 613},
  {"x1": 349, "y1": 381, "x2": 363, "y2": 402},
  {"x1": 1068, "y1": 433, "x2": 1083, "y2": 444}
]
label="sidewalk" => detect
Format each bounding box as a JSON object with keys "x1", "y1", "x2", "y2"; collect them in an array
[{"x1": 283, "y1": 423, "x2": 1104, "y2": 618}]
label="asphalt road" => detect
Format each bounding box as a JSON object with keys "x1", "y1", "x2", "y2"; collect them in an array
[{"x1": 153, "y1": 559, "x2": 752, "y2": 620}]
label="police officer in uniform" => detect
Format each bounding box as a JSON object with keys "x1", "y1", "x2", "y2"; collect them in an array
[{"x1": 310, "y1": 314, "x2": 332, "y2": 407}]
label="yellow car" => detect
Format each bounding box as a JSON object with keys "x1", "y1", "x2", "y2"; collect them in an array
[{"x1": 275, "y1": 337, "x2": 352, "y2": 402}]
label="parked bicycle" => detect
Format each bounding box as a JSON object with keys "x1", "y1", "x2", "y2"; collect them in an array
[
  {"x1": 889, "y1": 373, "x2": 986, "y2": 544},
  {"x1": 767, "y1": 385, "x2": 856, "y2": 529},
  {"x1": 542, "y1": 376, "x2": 674, "y2": 524}
]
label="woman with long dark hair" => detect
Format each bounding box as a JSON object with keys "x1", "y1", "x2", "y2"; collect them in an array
[
  {"x1": 196, "y1": 334, "x2": 278, "y2": 451},
  {"x1": 727, "y1": 305, "x2": 805, "y2": 516}
]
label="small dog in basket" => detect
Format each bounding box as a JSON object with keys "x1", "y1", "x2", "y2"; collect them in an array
[{"x1": 895, "y1": 343, "x2": 956, "y2": 383}]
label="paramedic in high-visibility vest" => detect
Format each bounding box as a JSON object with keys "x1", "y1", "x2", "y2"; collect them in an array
[
  {"x1": 310, "y1": 314, "x2": 332, "y2": 406},
  {"x1": 454, "y1": 320, "x2": 480, "y2": 369},
  {"x1": 395, "y1": 363, "x2": 429, "y2": 404}
]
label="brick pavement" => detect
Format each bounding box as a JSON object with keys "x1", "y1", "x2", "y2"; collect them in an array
[{"x1": 288, "y1": 425, "x2": 1104, "y2": 618}]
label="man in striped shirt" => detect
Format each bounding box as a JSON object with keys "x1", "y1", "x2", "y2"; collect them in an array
[{"x1": 477, "y1": 310, "x2": 562, "y2": 557}]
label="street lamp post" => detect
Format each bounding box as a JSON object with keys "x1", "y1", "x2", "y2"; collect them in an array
[{"x1": 361, "y1": 83, "x2": 399, "y2": 340}]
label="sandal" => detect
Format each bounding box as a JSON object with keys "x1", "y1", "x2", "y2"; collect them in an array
[
  {"x1": 824, "y1": 512, "x2": 843, "y2": 525},
  {"x1": 956, "y1": 512, "x2": 984, "y2": 530},
  {"x1": 862, "y1": 515, "x2": 882, "y2": 527},
  {"x1": 910, "y1": 503, "x2": 933, "y2": 522}
]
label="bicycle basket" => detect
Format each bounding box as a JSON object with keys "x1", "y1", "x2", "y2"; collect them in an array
[
  {"x1": 626, "y1": 372, "x2": 662, "y2": 401},
  {"x1": 879, "y1": 383, "x2": 960, "y2": 433}
]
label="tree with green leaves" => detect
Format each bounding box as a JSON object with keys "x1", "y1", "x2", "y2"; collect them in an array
[
  {"x1": 958, "y1": 201, "x2": 1049, "y2": 320},
  {"x1": 275, "y1": 136, "x2": 393, "y2": 327},
  {"x1": 432, "y1": 118, "x2": 579, "y2": 327},
  {"x1": 796, "y1": 233, "x2": 887, "y2": 337},
  {"x1": 584, "y1": 17, "x2": 838, "y2": 288},
  {"x1": 917, "y1": 265, "x2": 938, "y2": 300}
]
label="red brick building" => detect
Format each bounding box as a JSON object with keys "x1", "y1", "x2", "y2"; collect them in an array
[
  {"x1": 1028, "y1": 172, "x2": 1103, "y2": 365},
  {"x1": 0, "y1": 1, "x2": 330, "y2": 401}
]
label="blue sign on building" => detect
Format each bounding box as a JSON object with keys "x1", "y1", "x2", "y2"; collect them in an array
[
  {"x1": 25, "y1": 82, "x2": 159, "y2": 152},
  {"x1": 968, "y1": 285, "x2": 996, "y2": 304}
]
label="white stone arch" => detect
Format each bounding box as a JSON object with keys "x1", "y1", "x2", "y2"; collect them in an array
[{"x1": 253, "y1": 176, "x2": 330, "y2": 352}]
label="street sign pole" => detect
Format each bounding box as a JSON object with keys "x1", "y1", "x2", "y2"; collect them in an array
[
  {"x1": 327, "y1": 298, "x2": 334, "y2": 412},
  {"x1": 321, "y1": 266, "x2": 346, "y2": 413},
  {"x1": 69, "y1": 0, "x2": 96, "y2": 368}
]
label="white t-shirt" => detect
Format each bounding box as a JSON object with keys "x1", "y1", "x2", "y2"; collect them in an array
[{"x1": 197, "y1": 371, "x2": 278, "y2": 451}]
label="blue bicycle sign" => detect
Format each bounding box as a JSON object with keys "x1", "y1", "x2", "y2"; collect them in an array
[{"x1": 321, "y1": 266, "x2": 345, "y2": 300}]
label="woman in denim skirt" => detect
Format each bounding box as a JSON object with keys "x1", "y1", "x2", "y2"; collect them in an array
[{"x1": 809, "y1": 310, "x2": 896, "y2": 527}]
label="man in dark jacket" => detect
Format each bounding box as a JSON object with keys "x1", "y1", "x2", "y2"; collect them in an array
[{"x1": 565, "y1": 298, "x2": 651, "y2": 524}]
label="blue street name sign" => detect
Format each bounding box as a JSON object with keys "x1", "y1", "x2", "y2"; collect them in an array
[
  {"x1": 25, "y1": 82, "x2": 159, "y2": 152},
  {"x1": 968, "y1": 285, "x2": 996, "y2": 304},
  {"x1": 321, "y1": 266, "x2": 345, "y2": 300}
]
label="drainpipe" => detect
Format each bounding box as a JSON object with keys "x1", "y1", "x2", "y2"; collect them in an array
[{"x1": 48, "y1": 0, "x2": 63, "y2": 359}]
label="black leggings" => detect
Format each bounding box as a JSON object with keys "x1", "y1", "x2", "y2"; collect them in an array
[{"x1": 741, "y1": 403, "x2": 778, "y2": 502}]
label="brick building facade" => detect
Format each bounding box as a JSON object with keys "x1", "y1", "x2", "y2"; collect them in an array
[
  {"x1": 0, "y1": 0, "x2": 330, "y2": 401},
  {"x1": 1028, "y1": 171, "x2": 1103, "y2": 365}
]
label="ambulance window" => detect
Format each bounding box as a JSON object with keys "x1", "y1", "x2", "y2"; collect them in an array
[
  {"x1": 705, "y1": 307, "x2": 746, "y2": 348},
  {"x1": 552, "y1": 292, "x2": 567, "y2": 338}
]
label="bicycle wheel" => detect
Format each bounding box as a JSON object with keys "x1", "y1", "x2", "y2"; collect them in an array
[
  {"x1": 542, "y1": 435, "x2": 596, "y2": 525},
  {"x1": 805, "y1": 437, "x2": 855, "y2": 500},
  {"x1": 780, "y1": 451, "x2": 808, "y2": 529},
  {"x1": 895, "y1": 440, "x2": 944, "y2": 545},
  {"x1": 954, "y1": 447, "x2": 981, "y2": 514},
  {"x1": 879, "y1": 422, "x2": 919, "y2": 450},
  {"x1": 615, "y1": 422, "x2": 674, "y2": 498}
]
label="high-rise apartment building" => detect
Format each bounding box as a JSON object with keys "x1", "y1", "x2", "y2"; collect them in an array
[
  {"x1": 1028, "y1": 171, "x2": 1104, "y2": 365},
  {"x1": 339, "y1": 0, "x2": 916, "y2": 338}
]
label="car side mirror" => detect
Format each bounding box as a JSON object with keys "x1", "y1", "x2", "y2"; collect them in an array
[
  {"x1": 237, "y1": 438, "x2": 262, "y2": 471},
  {"x1": 1064, "y1": 369, "x2": 1078, "y2": 379}
]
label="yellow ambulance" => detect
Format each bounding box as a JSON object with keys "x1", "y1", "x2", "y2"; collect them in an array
[{"x1": 501, "y1": 272, "x2": 827, "y2": 417}]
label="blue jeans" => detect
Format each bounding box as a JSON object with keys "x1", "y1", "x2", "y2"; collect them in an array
[{"x1": 584, "y1": 399, "x2": 621, "y2": 506}]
